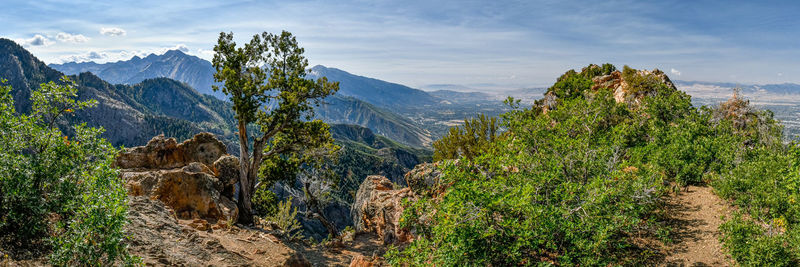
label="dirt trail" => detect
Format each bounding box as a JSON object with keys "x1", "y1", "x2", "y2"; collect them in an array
[{"x1": 663, "y1": 186, "x2": 732, "y2": 266}]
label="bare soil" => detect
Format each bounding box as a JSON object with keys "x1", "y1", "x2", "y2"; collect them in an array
[{"x1": 662, "y1": 186, "x2": 732, "y2": 266}]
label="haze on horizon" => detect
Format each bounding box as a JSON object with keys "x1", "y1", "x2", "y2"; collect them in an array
[{"x1": 2, "y1": 0, "x2": 798, "y2": 91}]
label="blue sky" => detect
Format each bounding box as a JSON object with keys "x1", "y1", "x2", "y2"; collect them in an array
[{"x1": 2, "y1": 0, "x2": 799, "y2": 90}]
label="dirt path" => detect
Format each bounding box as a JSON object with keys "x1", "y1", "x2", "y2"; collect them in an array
[{"x1": 662, "y1": 186, "x2": 732, "y2": 266}]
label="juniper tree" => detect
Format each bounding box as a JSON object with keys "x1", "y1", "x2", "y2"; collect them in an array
[{"x1": 212, "y1": 30, "x2": 339, "y2": 224}]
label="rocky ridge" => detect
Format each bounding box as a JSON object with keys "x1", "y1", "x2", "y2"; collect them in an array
[{"x1": 350, "y1": 163, "x2": 444, "y2": 246}]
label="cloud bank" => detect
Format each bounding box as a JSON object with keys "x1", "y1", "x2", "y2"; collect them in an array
[
  {"x1": 100, "y1": 27, "x2": 126, "y2": 37},
  {"x1": 55, "y1": 33, "x2": 89, "y2": 43},
  {"x1": 16, "y1": 34, "x2": 52, "y2": 46}
]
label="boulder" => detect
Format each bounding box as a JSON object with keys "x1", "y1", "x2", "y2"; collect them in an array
[
  {"x1": 114, "y1": 132, "x2": 227, "y2": 170},
  {"x1": 122, "y1": 164, "x2": 235, "y2": 222},
  {"x1": 351, "y1": 175, "x2": 416, "y2": 245},
  {"x1": 590, "y1": 67, "x2": 676, "y2": 104},
  {"x1": 213, "y1": 155, "x2": 240, "y2": 198},
  {"x1": 118, "y1": 133, "x2": 237, "y2": 223}
]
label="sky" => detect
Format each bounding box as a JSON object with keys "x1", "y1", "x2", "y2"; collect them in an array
[{"x1": 2, "y1": 0, "x2": 799, "y2": 90}]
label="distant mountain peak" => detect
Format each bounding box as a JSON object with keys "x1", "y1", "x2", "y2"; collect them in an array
[
  {"x1": 163, "y1": 49, "x2": 187, "y2": 56},
  {"x1": 50, "y1": 49, "x2": 223, "y2": 99}
]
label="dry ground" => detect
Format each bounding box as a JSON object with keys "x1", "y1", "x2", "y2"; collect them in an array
[{"x1": 662, "y1": 186, "x2": 733, "y2": 266}]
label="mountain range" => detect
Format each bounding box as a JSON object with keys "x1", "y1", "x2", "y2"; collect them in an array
[
  {"x1": 0, "y1": 38, "x2": 237, "y2": 147},
  {"x1": 675, "y1": 80, "x2": 800, "y2": 96},
  {"x1": 3, "y1": 42, "x2": 436, "y2": 148},
  {"x1": 50, "y1": 50, "x2": 224, "y2": 99},
  {"x1": 49, "y1": 51, "x2": 445, "y2": 110},
  {"x1": 307, "y1": 65, "x2": 441, "y2": 108}
]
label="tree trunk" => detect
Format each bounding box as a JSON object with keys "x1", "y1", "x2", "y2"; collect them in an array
[
  {"x1": 237, "y1": 186, "x2": 254, "y2": 225},
  {"x1": 236, "y1": 121, "x2": 254, "y2": 225}
]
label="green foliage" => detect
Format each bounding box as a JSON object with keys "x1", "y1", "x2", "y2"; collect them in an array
[
  {"x1": 212, "y1": 30, "x2": 339, "y2": 224},
  {"x1": 548, "y1": 69, "x2": 593, "y2": 100},
  {"x1": 433, "y1": 114, "x2": 498, "y2": 161},
  {"x1": 621, "y1": 65, "x2": 664, "y2": 96},
  {"x1": 719, "y1": 213, "x2": 798, "y2": 266},
  {"x1": 0, "y1": 78, "x2": 137, "y2": 265},
  {"x1": 391, "y1": 71, "x2": 687, "y2": 264},
  {"x1": 389, "y1": 64, "x2": 794, "y2": 266},
  {"x1": 252, "y1": 185, "x2": 279, "y2": 217},
  {"x1": 264, "y1": 198, "x2": 303, "y2": 241}
]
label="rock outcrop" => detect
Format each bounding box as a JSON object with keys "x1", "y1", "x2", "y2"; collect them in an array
[
  {"x1": 114, "y1": 132, "x2": 227, "y2": 170},
  {"x1": 541, "y1": 64, "x2": 678, "y2": 114},
  {"x1": 213, "y1": 155, "x2": 240, "y2": 198},
  {"x1": 116, "y1": 133, "x2": 238, "y2": 223},
  {"x1": 351, "y1": 175, "x2": 416, "y2": 245},
  {"x1": 404, "y1": 163, "x2": 442, "y2": 196},
  {"x1": 589, "y1": 66, "x2": 676, "y2": 104}
]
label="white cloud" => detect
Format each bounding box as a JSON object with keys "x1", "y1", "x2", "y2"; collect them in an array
[
  {"x1": 100, "y1": 27, "x2": 126, "y2": 36},
  {"x1": 670, "y1": 68, "x2": 681, "y2": 76},
  {"x1": 55, "y1": 32, "x2": 89, "y2": 43},
  {"x1": 170, "y1": 44, "x2": 189, "y2": 53},
  {"x1": 16, "y1": 34, "x2": 53, "y2": 46},
  {"x1": 56, "y1": 44, "x2": 197, "y2": 64},
  {"x1": 778, "y1": 73, "x2": 783, "y2": 76},
  {"x1": 57, "y1": 50, "x2": 141, "y2": 63},
  {"x1": 196, "y1": 48, "x2": 214, "y2": 58},
  {"x1": 153, "y1": 44, "x2": 190, "y2": 55}
]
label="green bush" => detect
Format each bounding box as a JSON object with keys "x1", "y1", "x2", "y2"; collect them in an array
[
  {"x1": 387, "y1": 64, "x2": 800, "y2": 266},
  {"x1": 253, "y1": 185, "x2": 279, "y2": 217},
  {"x1": 389, "y1": 65, "x2": 698, "y2": 265},
  {"x1": 0, "y1": 78, "x2": 138, "y2": 265},
  {"x1": 432, "y1": 114, "x2": 499, "y2": 161},
  {"x1": 264, "y1": 197, "x2": 303, "y2": 241}
]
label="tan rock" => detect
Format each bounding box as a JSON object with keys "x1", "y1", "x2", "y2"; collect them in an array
[
  {"x1": 118, "y1": 133, "x2": 237, "y2": 223},
  {"x1": 189, "y1": 218, "x2": 210, "y2": 231},
  {"x1": 351, "y1": 175, "x2": 416, "y2": 245},
  {"x1": 349, "y1": 255, "x2": 379, "y2": 267},
  {"x1": 213, "y1": 155, "x2": 239, "y2": 198},
  {"x1": 590, "y1": 69, "x2": 677, "y2": 105},
  {"x1": 114, "y1": 132, "x2": 226, "y2": 170},
  {"x1": 125, "y1": 166, "x2": 229, "y2": 221}
]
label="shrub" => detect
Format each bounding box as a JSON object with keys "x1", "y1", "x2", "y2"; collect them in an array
[
  {"x1": 0, "y1": 78, "x2": 138, "y2": 265},
  {"x1": 432, "y1": 114, "x2": 499, "y2": 161},
  {"x1": 253, "y1": 185, "x2": 279, "y2": 217},
  {"x1": 387, "y1": 64, "x2": 791, "y2": 265},
  {"x1": 264, "y1": 198, "x2": 303, "y2": 241},
  {"x1": 390, "y1": 68, "x2": 687, "y2": 265}
]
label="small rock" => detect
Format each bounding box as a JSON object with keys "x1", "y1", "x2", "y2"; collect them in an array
[{"x1": 282, "y1": 253, "x2": 311, "y2": 267}]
